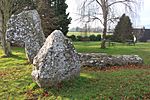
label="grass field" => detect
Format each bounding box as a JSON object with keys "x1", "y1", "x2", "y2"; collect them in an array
[
  {"x1": 67, "y1": 32, "x2": 113, "y2": 36},
  {"x1": 0, "y1": 42, "x2": 150, "y2": 99},
  {"x1": 67, "y1": 32, "x2": 102, "y2": 36}
]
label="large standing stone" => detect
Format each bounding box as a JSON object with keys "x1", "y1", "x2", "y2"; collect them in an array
[
  {"x1": 6, "y1": 10, "x2": 45, "y2": 63},
  {"x1": 32, "y1": 30, "x2": 80, "y2": 87}
]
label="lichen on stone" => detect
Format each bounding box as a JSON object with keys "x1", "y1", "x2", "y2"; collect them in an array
[{"x1": 32, "y1": 30, "x2": 80, "y2": 88}]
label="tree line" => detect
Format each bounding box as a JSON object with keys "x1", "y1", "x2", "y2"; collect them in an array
[{"x1": 69, "y1": 27, "x2": 103, "y2": 33}]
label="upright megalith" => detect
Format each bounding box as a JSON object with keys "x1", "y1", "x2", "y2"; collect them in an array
[
  {"x1": 32, "y1": 30, "x2": 80, "y2": 87},
  {"x1": 6, "y1": 10, "x2": 45, "y2": 63}
]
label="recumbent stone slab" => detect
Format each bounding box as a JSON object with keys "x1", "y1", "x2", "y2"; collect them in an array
[
  {"x1": 80, "y1": 53, "x2": 143, "y2": 67},
  {"x1": 32, "y1": 30, "x2": 80, "y2": 87}
]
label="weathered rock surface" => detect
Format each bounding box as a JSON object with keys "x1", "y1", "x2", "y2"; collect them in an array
[
  {"x1": 6, "y1": 10, "x2": 45, "y2": 63},
  {"x1": 32, "y1": 30, "x2": 80, "y2": 88},
  {"x1": 80, "y1": 53, "x2": 143, "y2": 67}
]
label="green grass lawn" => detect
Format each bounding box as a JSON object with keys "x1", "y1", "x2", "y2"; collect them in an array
[
  {"x1": 67, "y1": 32, "x2": 101, "y2": 36},
  {"x1": 67, "y1": 32, "x2": 113, "y2": 36},
  {"x1": 0, "y1": 42, "x2": 150, "y2": 99}
]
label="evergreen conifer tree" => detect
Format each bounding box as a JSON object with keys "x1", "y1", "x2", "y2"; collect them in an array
[
  {"x1": 53, "y1": 0, "x2": 71, "y2": 36},
  {"x1": 113, "y1": 14, "x2": 133, "y2": 42}
]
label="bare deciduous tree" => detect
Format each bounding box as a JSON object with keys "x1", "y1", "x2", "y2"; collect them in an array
[{"x1": 80, "y1": 0, "x2": 143, "y2": 48}]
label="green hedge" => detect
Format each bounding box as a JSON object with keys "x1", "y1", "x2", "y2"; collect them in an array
[{"x1": 68, "y1": 35, "x2": 101, "y2": 41}]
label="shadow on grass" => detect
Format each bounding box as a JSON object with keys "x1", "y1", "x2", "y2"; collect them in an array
[
  {"x1": 10, "y1": 54, "x2": 27, "y2": 61},
  {"x1": 0, "y1": 54, "x2": 27, "y2": 61},
  {"x1": 52, "y1": 76, "x2": 104, "y2": 99},
  {"x1": 0, "y1": 55, "x2": 29, "y2": 69},
  {"x1": 26, "y1": 76, "x2": 100, "y2": 99}
]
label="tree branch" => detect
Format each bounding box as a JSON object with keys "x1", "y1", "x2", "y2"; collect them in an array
[
  {"x1": 95, "y1": 0, "x2": 102, "y2": 7},
  {"x1": 91, "y1": 15, "x2": 103, "y2": 25},
  {"x1": 108, "y1": 0, "x2": 135, "y2": 7},
  {"x1": 107, "y1": 17, "x2": 119, "y2": 23}
]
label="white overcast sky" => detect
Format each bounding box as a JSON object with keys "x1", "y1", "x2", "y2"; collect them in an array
[{"x1": 66, "y1": 0, "x2": 150, "y2": 29}]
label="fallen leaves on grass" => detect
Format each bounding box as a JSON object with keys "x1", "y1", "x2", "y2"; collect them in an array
[
  {"x1": 143, "y1": 93, "x2": 150, "y2": 99},
  {"x1": 0, "y1": 71, "x2": 8, "y2": 77},
  {"x1": 43, "y1": 91, "x2": 49, "y2": 97},
  {"x1": 82, "y1": 65, "x2": 150, "y2": 72}
]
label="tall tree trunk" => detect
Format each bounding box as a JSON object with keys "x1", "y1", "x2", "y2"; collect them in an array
[
  {"x1": 101, "y1": 25, "x2": 107, "y2": 49},
  {"x1": 1, "y1": 33, "x2": 11, "y2": 57},
  {"x1": 1, "y1": 15, "x2": 12, "y2": 57},
  {"x1": 101, "y1": 14, "x2": 107, "y2": 49}
]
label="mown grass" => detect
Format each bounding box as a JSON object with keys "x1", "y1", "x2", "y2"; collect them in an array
[
  {"x1": 0, "y1": 42, "x2": 150, "y2": 99},
  {"x1": 67, "y1": 32, "x2": 113, "y2": 36},
  {"x1": 67, "y1": 32, "x2": 101, "y2": 36}
]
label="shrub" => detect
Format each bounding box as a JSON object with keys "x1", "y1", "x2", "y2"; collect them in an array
[
  {"x1": 89, "y1": 35, "x2": 97, "y2": 41},
  {"x1": 76, "y1": 36, "x2": 83, "y2": 41},
  {"x1": 68, "y1": 34, "x2": 101, "y2": 41},
  {"x1": 68, "y1": 35, "x2": 77, "y2": 41},
  {"x1": 96, "y1": 34, "x2": 101, "y2": 41},
  {"x1": 105, "y1": 35, "x2": 113, "y2": 40},
  {"x1": 139, "y1": 39, "x2": 147, "y2": 42},
  {"x1": 81, "y1": 36, "x2": 90, "y2": 41}
]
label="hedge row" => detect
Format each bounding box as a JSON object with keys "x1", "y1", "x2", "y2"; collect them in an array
[{"x1": 67, "y1": 35, "x2": 101, "y2": 41}]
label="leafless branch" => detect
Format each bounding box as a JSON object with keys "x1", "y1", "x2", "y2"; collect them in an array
[
  {"x1": 108, "y1": 0, "x2": 136, "y2": 7},
  {"x1": 95, "y1": 0, "x2": 102, "y2": 7},
  {"x1": 90, "y1": 15, "x2": 103, "y2": 25},
  {"x1": 107, "y1": 17, "x2": 119, "y2": 23}
]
